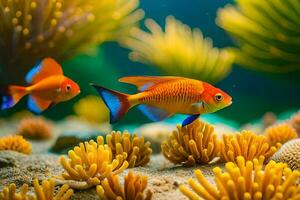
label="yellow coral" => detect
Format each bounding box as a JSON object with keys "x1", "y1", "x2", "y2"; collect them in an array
[
  {"x1": 59, "y1": 136, "x2": 129, "y2": 189},
  {"x1": 0, "y1": 0, "x2": 144, "y2": 80},
  {"x1": 179, "y1": 156, "x2": 300, "y2": 200},
  {"x1": 106, "y1": 130, "x2": 152, "y2": 168},
  {"x1": 73, "y1": 95, "x2": 109, "y2": 124},
  {"x1": 0, "y1": 135, "x2": 32, "y2": 154},
  {"x1": 123, "y1": 16, "x2": 235, "y2": 83},
  {"x1": 290, "y1": 111, "x2": 300, "y2": 136},
  {"x1": 96, "y1": 171, "x2": 152, "y2": 200},
  {"x1": 220, "y1": 130, "x2": 280, "y2": 163},
  {"x1": 18, "y1": 117, "x2": 53, "y2": 140},
  {"x1": 264, "y1": 123, "x2": 298, "y2": 146},
  {"x1": 0, "y1": 179, "x2": 73, "y2": 200},
  {"x1": 161, "y1": 120, "x2": 221, "y2": 166}
]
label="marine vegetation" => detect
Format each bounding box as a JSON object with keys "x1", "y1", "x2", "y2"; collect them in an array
[
  {"x1": 220, "y1": 130, "x2": 280, "y2": 163},
  {"x1": 96, "y1": 171, "x2": 152, "y2": 200},
  {"x1": 161, "y1": 120, "x2": 221, "y2": 166},
  {"x1": 58, "y1": 136, "x2": 129, "y2": 189},
  {"x1": 0, "y1": 135, "x2": 32, "y2": 154},
  {"x1": 106, "y1": 131, "x2": 152, "y2": 167},
  {"x1": 73, "y1": 95, "x2": 109, "y2": 124},
  {"x1": 123, "y1": 16, "x2": 235, "y2": 83},
  {"x1": 179, "y1": 156, "x2": 300, "y2": 200},
  {"x1": 92, "y1": 76, "x2": 232, "y2": 126},
  {"x1": 264, "y1": 123, "x2": 298, "y2": 146},
  {"x1": 0, "y1": 0, "x2": 144, "y2": 81},
  {"x1": 217, "y1": 0, "x2": 300, "y2": 73},
  {"x1": 0, "y1": 178, "x2": 73, "y2": 200},
  {"x1": 18, "y1": 117, "x2": 53, "y2": 140},
  {"x1": 270, "y1": 138, "x2": 300, "y2": 171},
  {"x1": 290, "y1": 111, "x2": 300, "y2": 136}
]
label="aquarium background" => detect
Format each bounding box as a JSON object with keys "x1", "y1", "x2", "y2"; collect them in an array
[{"x1": 1, "y1": 0, "x2": 299, "y2": 125}]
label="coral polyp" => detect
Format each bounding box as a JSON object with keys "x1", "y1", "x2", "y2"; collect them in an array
[
  {"x1": 264, "y1": 123, "x2": 298, "y2": 146},
  {"x1": 179, "y1": 156, "x2": 300, "y2": 200},
  {"x1": 123, "y1": 16, "x2": 235, "y2": 83},
  {"x1": 220, "y1": 130, "x2": 280, "y2": 163},
  {"x1": 106, "y1": 130, "x2": 152, "y2": 168},
  {"x1": 290, "y1": 111, "x2": 300, "y2": 136},
  {"x1": 161, "y1": 120, "x2": 221, "y2": 166},
  {"x1": 0, "y1": 0, "x2": 144, "y2": 81},
  {"x1": 0, "y1": 179, "x2": 73, "y2": 200},
  {"x1": 0, "y1": 135, "x2": 32, "y2": 154},
  {"x1": 18, "y1": 117, "x2": 53, "y2": 140},
  {"x1": 59, "y1": 136, "x2": 129, "y2": 189},
  {"x1": 96, "y1": 171, "x2": 152, "y2": 200}
]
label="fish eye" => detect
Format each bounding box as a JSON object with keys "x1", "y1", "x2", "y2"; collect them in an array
[
  {"x1": 214, "y1": 93, "x2": 223, "y2": 102},
  {"x1": 65, "y1": 84, "x2": 72, "y2": 92}
]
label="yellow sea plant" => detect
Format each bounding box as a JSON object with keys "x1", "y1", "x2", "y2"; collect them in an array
[
  {"x1": 0, "y1": 179, "x2": 73, "y2": 200},
  {"x1": 18, "y1": 117, "x2": 53, "y2": 140},
  {"x1": 123, "y1": 16, "x2": 235, "y2": 83},
  {"x1": 106, "y1": 130, "x2": 152, "y2": 168},
  {"x1": 264, "y1": 123, "x2": 298, "y2": 146},
  {"x1": 217, "y1": 0, "x2": 300, "y2": 73},
  {"x1": 73, "y1": 95, "x2": 109, "y2": 124},
  {"x1": 0, "y1": 135, "x2": 32, "y2": 154},
  {"x1": 290, "y1": 111, "x2": 300, "y2": 135},
  {"x1": 220, "y1": 130, "x2": 280, "y2": 163},
  {"x1": 161, "y1": 120, "x2": 221, "y2": 166},
  {"x1": 96, "y1": 171, "x2": 152, "y2": 200},
  {"x1": 0, "y1": 0, "x2": 144, "y2": 80},
  {"x1": 179, "y1": 156, "x2": 300, "y2": 200},
  {"x1": 58, "y1": 136, "x2": 129, "y2": 189}
]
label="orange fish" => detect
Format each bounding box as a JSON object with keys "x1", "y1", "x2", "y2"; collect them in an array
[
  {"x1": 0, "y1": 58, "x2": 80, "y2": 113},
  {"x1": 91, "y1": 76, "x2": 232, "y2": 126}
]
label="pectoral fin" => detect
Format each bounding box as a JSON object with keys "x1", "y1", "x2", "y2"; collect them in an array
[
  {"x1": 28, "y1": 95, "x2": 52, "y2": 114},
  {"x1": 138, "y1": 105, "x2": 172, "y2": 121},
  {"x1": 182, "y1": 114, "x2": 200, "y2": 126}
]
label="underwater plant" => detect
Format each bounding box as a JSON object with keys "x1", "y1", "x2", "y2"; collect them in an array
[
  {"x1": 106, "y1": 131, "x2": 152, "y2": 168},
  {"x1": 217, "y1": 0, "x2": 300, "y2": 73},
  {"x1": 0, "y1": 179, "x2": 73, "y2": 200},
  {"x1": 179, "y1": 156, "x2": 300, "y2": 200},
  {"x1": 290, "y1": 111, "x2": 300, "y2": 136},
  {"x1": 264, "y1": 123, "x2": 298, "y2": 146},
  {"x1": 270, "y1": 138, "x2": 300, "y2": 171},
  {"x1": 161, "y1": 120, "x2": 221, "y2": 166},
  {"x1": 18, "y1": 117, "x2": 53, "y2": 140},
  {"x1": 96, "y1": 171, "x2": 152, "y2": 200},
  {"x1": 59, "y1": 136, "x2": 129, "y2": 189},
  {"x1": 220, "y1": 130, "x2": 280, "y2": 163},
  {"x1": 0, "y1": 0, "x2": 144, "y2": 81},
  {"x1": 0, "y1": 135, "x2": 32, "y2": 154},
  {"x1": 73, "y1": 95, "x2": 109, "y2": 124},
  {"x1": 123, "y1": 16, "x2": 235, "y2": 83}
]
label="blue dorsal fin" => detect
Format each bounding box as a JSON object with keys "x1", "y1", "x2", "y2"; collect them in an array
[
  {"x1": 182, "y1": 114, "x2": 200, "y2": 126},
  {"x1": 28, "y1": 95, "x2": 51, "y2": 114},
  {"x1": 138, "y1": 105, "x2": 172, "y2": 121},
  {"x1": 26, "y1": 61, "x2": 43, "y2": 84}
]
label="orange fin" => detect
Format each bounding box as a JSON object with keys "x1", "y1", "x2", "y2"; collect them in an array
[
  {"x1": 28, "y1": 95, "x2": 52, "y2": 114},
  {"x1": 119, "y1": 76, "x2": 181, "y2": 91},
  {"x1": 0, "y1": 85, "x2": 28, "y2": 110},
  {"x1": 25, "y1": 58, "x2": 63, "y2": 84}
]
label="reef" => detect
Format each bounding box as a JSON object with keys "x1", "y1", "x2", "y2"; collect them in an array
[
  {"x1": 161, "y1": 120, "x2": 220, "y2": 166},
  {"x1": 264, "y1": 123, "x2": 298, "y2": 146},
  {"x1": 290, "y1": 111, "x2": 300, "y2": 136},
  {"x1": 123, "y1": 16, "x2": 235, "y2": 83},
  {"x1": 18, "y1": 117, "x2": 53, "y2": 140},
  {"x1": 220, "y1": 130, "x2": 280, "y2": 163},
  {"x1": 0, "y1": 135, "x2": 32, "y2": 154},
  {"x1": 179, "y1": 156, "x2": 300, "y2": 200},
  {"x1": 96, "y1": 171, "x2": 152, "y2": 200}
]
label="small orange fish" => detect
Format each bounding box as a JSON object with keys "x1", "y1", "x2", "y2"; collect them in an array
[
  {"x1": 0, "y1": 58, "x2": 80, "y2": 113},
  {"x1": 91, "y1": 76, "x2": 232, "y2": 126}
]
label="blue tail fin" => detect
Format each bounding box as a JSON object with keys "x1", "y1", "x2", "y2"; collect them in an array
[
  {"x1": 91, "y1": 84, "x2": 130, "y2": 123},
  {"x1": 0, "y1": 85, "x2": 28, "y2": 110}
]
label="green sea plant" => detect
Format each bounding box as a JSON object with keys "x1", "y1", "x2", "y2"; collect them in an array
[
  {"x1": 0, "y1": 0, "x2": 144, "y2": 81},
  {"x1": 217, "y1": 0, "x2": 300, "y2": 73},
  {"x1": 0, "y1": 135, "x2": 32, "y2": 154},
  {"x1": 179, "y1": 156, "x2": 300, "y2": 200},
  {"x1": 123, "y1": 16, "x2": 235, "y2": 83}
]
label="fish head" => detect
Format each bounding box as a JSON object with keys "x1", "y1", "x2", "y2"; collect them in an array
[
  {"x1": 202, "y1": 83, "x2": 232, "y2": 112},
  {"x1": 60, "y1": 78, "x2": 81, "y2": 101}
]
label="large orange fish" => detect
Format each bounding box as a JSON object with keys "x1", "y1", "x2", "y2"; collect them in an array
[
  {"x1": 91, "y1": 76, "x2": 232, "y2": 126},
  {"x1": 0, "y1": 58, "x2": 80, "y2": 113}
]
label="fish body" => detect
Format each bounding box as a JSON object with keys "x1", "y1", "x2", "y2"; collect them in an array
[
  {"x1": 92, "y1": 76, "x2": 232, "y2": 126},
  {"x1": 0, "y1": 58, "x2": 80, "y2": 113}
]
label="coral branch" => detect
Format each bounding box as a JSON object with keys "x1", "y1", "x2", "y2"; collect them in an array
[
  {"x1": 0, "y1": 135, "x2": 32, "y2": 154},
  {"x1": 264, "y1": 123, "x2": 298, "y2": 146}
]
